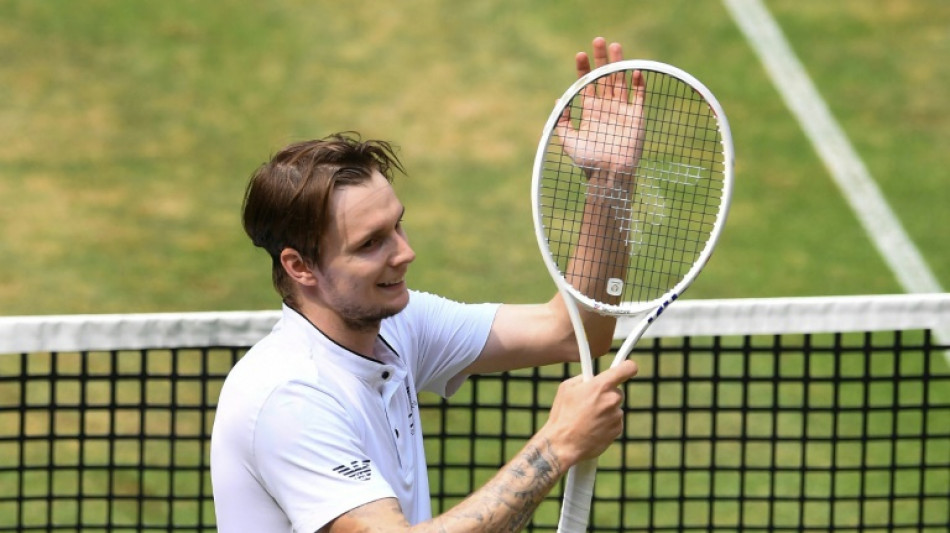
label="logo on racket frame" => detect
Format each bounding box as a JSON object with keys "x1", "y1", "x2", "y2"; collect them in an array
[{"x1": 606, "y1": 278, "x2": 624, "y2": 296}]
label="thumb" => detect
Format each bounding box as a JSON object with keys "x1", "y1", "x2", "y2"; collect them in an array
[
  {"x1": 596, "y1": 359, "x2": 638, "y2": 388},
  {"x1": 554, "y1": 103, "x2": 571, "y2": 138}
]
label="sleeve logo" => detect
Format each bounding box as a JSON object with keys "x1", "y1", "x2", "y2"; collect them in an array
[{"x1": 332, "y1": 460, "x2": 372, "y2": 481}]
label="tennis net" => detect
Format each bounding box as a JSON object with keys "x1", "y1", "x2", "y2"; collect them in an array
[{"x1": 0, "y1": 294, "x2": 947, "y2": 531}]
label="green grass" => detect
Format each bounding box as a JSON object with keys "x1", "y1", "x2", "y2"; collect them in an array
[
  {"x1": 1, "y1": 0, "x2": 948, "y2": 530},
  {"x1": 1, "y1": 0, "x2": 946, "y2": 316}
]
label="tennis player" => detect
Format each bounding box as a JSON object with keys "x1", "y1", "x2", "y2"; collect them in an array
[{"x1": 210, "y1": 37, "x2": 639, "y2": 533}]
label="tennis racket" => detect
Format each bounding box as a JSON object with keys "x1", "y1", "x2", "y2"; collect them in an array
[{"x1": 531, "y1": 60, "x2": 734, "y2": 532}]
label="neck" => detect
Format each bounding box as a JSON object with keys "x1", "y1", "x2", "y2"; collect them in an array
[{"x1": 288, "y1": 299, "x2": 382, "y2": 359}]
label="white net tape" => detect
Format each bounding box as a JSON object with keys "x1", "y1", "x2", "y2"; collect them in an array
[{"x1": 1, "y1": 293, "x2": 948, "y2": 354}]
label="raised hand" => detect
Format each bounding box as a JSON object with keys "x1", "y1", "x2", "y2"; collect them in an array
[{"x1": 555, "y1": 38, "x2": 646, "y2": 177}]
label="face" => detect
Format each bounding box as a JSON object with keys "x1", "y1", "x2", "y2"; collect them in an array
[{"x1": 311, "y1": 171, "x2": 416, "y2": 332}]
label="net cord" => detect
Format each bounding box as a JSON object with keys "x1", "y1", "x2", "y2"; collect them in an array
[{"x1": 2, "y1": 294, "x2": 947, "y2": 354}]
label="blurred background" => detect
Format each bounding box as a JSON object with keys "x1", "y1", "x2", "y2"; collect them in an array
[{"x1": 1, "y1": 0, "x2": 947, "y2": 316}]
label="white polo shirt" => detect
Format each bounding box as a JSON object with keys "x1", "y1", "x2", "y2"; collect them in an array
[{"x1": 211, "y1": 291, "x2": 498, "y2": 532}]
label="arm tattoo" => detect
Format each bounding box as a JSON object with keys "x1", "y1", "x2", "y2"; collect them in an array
[{"x1": 426, "y1": 437, "x2": 565, "y2": 532}]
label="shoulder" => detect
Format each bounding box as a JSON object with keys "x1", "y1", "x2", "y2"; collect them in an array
[
  {"x1": 394, "y1": 290, "x2": 499, "y2": 326},
  {"x1": 215, "y1": 314, "x2": 339, "y2": 432},
  {"x1": 381, "y1": 291, "x2": 499, "y2": 350}
]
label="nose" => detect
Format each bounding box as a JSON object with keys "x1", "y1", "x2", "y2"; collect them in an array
[{"x1": 391, "y1": 231, "x2": 416, "y2": 266}]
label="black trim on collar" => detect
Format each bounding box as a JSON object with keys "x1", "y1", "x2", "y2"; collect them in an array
[
  {"x1": 282, "y1": 301, "x2": 401, "y2": 364},
  {"x1": 377, "y1": 335, "x2": 401, "y2": 360}
]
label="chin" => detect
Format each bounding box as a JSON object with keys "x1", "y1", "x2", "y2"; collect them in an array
[
  {"x1": 370, "y1": 288, "x2": 412, "y2": 320},
  {"x1": 387, "y1": 292, "x2": 411, "y2": 316}
]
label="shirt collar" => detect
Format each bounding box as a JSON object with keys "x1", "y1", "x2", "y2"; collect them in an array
[{"x1": 280, "y1": 303, "x2": 407, "y2": 395}]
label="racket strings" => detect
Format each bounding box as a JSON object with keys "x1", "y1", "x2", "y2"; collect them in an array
[
  {"x1": 583, "y1": 181, "x2": 636, "y2": 244},
  {"x1": 539, "y1": 69, "x2": 727, "y2": 307}
]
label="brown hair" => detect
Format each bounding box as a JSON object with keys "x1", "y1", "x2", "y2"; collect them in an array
[{"x1": 242, "y1": 132, "x2": 404, "y2": 302}]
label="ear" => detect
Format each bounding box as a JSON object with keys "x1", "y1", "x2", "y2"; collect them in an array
[{"x1": 279, "y1": 248, "x2": 318, "y2": 288}]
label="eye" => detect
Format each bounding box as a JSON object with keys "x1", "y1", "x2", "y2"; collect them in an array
[{"x1": 360, "y1": 237, "x2": 379, "y2": 250}]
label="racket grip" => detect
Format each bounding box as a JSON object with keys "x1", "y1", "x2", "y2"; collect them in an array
[{"x1": 556, "y1": 457, "x2": 598, "y2": 533}]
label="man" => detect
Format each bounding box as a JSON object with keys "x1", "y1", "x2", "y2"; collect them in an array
[{"x1": 211, "y1": 37, "x2": 641, "y2": 532}]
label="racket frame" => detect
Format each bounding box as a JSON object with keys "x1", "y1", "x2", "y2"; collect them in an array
[
  {"x1": 532, "y1": 59, "x2": 734, "y2": 322},
  {"x1": 530, "y1": 59, "x2": 734, "y2": 533}
]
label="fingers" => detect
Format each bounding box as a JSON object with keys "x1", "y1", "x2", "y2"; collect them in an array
[
  {"x1": 609, "y1": 43, "x2": 627, "y2": 100},
  {"x1": 574, "y1": 51, "x2": 597, "y2": 104},
  {"x1": 631, "y1": 69, "x2": 645, "y2": 106},
  {"x1": 575, "y1": 52, "x2": 591, "y2": 79},
  {"x1": 583, "y1": 37, "x2": 625, "y2": 100},
  {"x1": 592, "y1": 36, "x2": 609, "y2": 68},
  {"x1": 557, "y1": 359, "x2": 637, "y2": 399},
  {"x1": 590, "y1": 37, "x2": 610, "y2": 98},
  {"x1": 575, "y1": 38, "x2": 619, "y2": 76},
  {"x1": 607, "y1": 42, "x2": 623, "y2": 64},
  {"x1": 545, "y1": 359, "x2": 638, "y2": 463}
]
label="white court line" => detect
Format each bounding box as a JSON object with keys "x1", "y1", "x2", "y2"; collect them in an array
[{"x1": 722, "y1": 0, "x2": 948, "y2": 355}]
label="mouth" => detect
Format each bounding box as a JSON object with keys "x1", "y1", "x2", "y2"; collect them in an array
[{"x1": 377, "y1": 278, "x2": 405, "y2": 289}]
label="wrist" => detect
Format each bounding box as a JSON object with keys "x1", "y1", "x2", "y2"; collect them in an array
[
  {"x1": 533, "y1": 425, "x2": 579, "y2": 472},
  {"x1": 584, "y1": 179, "x2": 633, "y2": 207}
]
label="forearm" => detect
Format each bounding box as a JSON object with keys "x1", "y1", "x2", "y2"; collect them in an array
[
  {"x1": 419, "y1": 434, "x2": 567, "y2": 533},
  {"x1": 563, "y1": 170, "x2": 633, "y2": 354},
  {"x1": 327, "y1": 364, "x2": 634, "y2": 533},
  {"x1": 566, "y1": 170, "x2": 635, "y2": 302}
]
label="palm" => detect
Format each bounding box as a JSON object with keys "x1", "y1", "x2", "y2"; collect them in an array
[{"x1": 556, "y1": 70, "x2": 646, "y2": 176}]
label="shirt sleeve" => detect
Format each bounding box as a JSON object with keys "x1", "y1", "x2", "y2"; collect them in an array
[
  {"x1": 253, "y1": 380, "x2": 396, "y2": 532},
  {"x1": 392, "y1": 291, "x2": 500, "y2": 397}
]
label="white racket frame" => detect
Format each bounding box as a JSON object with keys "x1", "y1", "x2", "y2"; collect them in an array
[{"x1": 530, "y1": 60, "x2": 734, "y2": 533}]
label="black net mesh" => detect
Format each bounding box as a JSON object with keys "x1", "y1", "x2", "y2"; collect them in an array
[{"x1": 1, "y1": 330, "x2": 947, "y2": 531}]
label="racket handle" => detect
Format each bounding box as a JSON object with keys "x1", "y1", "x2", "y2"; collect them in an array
[
  {"x1": 556, "y1": 457, "x2": 598, "y2": 533},
  {"x1": 556, "y1": 286, "x2": 597, "y2": 531}
]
